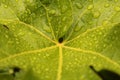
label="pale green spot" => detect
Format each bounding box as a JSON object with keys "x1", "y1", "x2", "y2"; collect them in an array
[
  {"x1": 74, "y1": 26, "x2": 82, "y2": 32},
  {"x1": 43, "y1": 26, "x2": 51, "y2": 33},
  {"x1": 104, "y1": 4, "x2": 110, "y2": 8},
  {"x1": 102, "y1": 20, "x2": 109, "y2": 26},
  {"x1": 49, "y1": 10, "x2": 56, "y2": 15},
  {"x1": 4, "y1": 5, "x2": 8, "y2": 8},
  {"x1": 114, "y1": 6, "x2": 120, "y2": 12},
  {"x1": 9, "y1": 69, "x2": 14, "y2": 74},
  {"x1": 88, "y1": 5, "x2": 94, "y2": 10},
  {"x1": 115, "y1": 0, "x2": 118, "y2": 2},
  {"x1": 93, "y1": 11, "x2": 101, "y2": 18},
  {"x1": 18, "y1": 32, "x2": 25, "y2": 36},
  {"x1": 5, "y1": 35, "x2": 8, "y2": 38},
  {"x1": 62, "y1": 17, "x2": 67, "y2": 21},
  {"x1": 61, "y1": 6, "x2": 68, "y2": 13},
  {"x1": 75, "y1": 3, "x2": 83, "y2": 9}
]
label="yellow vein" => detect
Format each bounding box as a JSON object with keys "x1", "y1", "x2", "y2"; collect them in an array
[
  {"x1": 57, "y1": 45, "x2": 63, "y2": 80},
  {"x1": 0, "y1": 45, "x2": 57, "y2": 63},
  {"x1": 63, "y1": 46, "x2": 120, "y2": 68},
  {"x1": 65, "y1": 22, "x2": 118, "y2": 44},
  {"x1": 0, "y1": 19, "x2": 56, "y2": 44},
  {"x1": 65, "y1": 9, "x2": 88, "y2": 41},
  {"x1": 66, "y1": 9, "x2": 119, "y2": 44}
]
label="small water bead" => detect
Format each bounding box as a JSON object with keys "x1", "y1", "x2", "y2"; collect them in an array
[
  {"x1": 2, "y1": 0, "x2": 5, "y2": 2},
  {"x1": 114, "y1": 30, "x2": 117, "y2": 34},
  {"x1": 102, "y1": 20, "x2": 109, "y2": 26},
  {"x1": 16, "y1": 41, "x2": 19, "y2": 44},
  {"x1": 4, "y1": 5, "x2": 8, "y2": 8},
  {"x1": 115, "y1": 0, "x2": 118, "y2": 2},
  {"x1": 49, "y1": 10, "x2": 56, "y2": 15},
  {"x1": 5, "y1": 35, "x2": 8, "y2": 38},
  {"x1": 61, "y1": 6, "x2": 68, "y2": 13},
  {"x1": 104, "y1": 4, "x2": 110, "y2": 8},
  {"x1": 114, "y1": 6, "x2": 120, "y2": 12},
  {"x1": 18, "y1": 32, "x2": 25, "y2": 36},
  {"x1": 63, "y1": 26, "x2": 67, "y2": 33},
  {"x1": 93, "y1": 11, "x2": 101, "y2": 18},
  {"x1": 74, "y1": 26, "x2": 82, "y2": 32},
  {"x1": 75, "y1": 3, "x2": 83, "y2": 9},
  {"x1": 62, "y1": 17, "x2": 67, "y2": 21},
  {"x1": 87, "y1": 5, "x2": 94, "y2": 10},
  {"x1": 8, "y1": 40, "x2": 14, "y2": 44},
  {"x1": 26, "y1": 9, "x2": 31, "y2": 14},
  {"x1": 43, "y1": 26, "x2": 51, "y2": 33}
]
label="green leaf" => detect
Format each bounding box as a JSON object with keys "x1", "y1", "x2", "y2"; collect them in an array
[{"x1": 0, "y1": 0, "x2": 120, "y2": 80}]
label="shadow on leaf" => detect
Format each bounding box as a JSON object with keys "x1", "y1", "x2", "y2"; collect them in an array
[
  {"x1": 15, "y1": 68, "x2": 40, "y2": 80},
  {"x1": 90, "y1": 65, "x2": 120, "y2": 80}
]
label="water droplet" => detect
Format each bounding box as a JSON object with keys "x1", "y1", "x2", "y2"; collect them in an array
[
  {"x1": 114, "y1": 6, "x2": 120, "y2": 12},
  {"x1": 8, "y1": 40, "x2": 13, "y2": 44},
  {"x1": 43, "y1": 26, "x2": 51, "y2": 33},
  {"x1": 74, "y1": 26, "x2": 82, "y2": 32},
  {"x1": 62, "y1": 17, "x2": 67, "y2": 21},
  {"x1": 93, "y1": 11, "x2": 101, "y2": 18},
  {"x1": 61, "y1": 6, "x2": 68, "y2": 13},
  {"x1": 4, "y1": 5, "x2": 8, "y2": 8},
  {"x1": 63, "y1": 26, "x2": 67, "y2": 33},
  {"x1": 102, "y1": 20, "x2": 109, "y2": 26},
  {"x1": 18, "y1": 32, "x2": 25, "y2": 36},
  {"x1": 16, "y1": 41, "x2": 19, "y2": 44},
  {"x1": 5, "y1": 35, "x2": 8, "y2": 38},
  {"x1": 88, "y1": 5, "x2": 94, "y2": 10},
  {"x1": 26, "y1": 9, "x2": 31, "y2": 14},
  {"x1": 75, "y1": 3, "x2": 83, "y2": 9},
  {"x1": 98, "y1": 32, "x2": 102, "y2": 35},
  {"x1": 49, "y1": 10, "x2": 56, "y2": 15},
  {"x1": 103, "y1": 44, "x2": 107, "y2": 48},
  {"x1": 115, "y1": 0, "x2": 118, "y2": 2},
  {"x1": 104, "y1": 4, "x2": 110, "y2": 8},
  {"x1": 88, "y1": 21, "x2": 92, "y2": 24}
]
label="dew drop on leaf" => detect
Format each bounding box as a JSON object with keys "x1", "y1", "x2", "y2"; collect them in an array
[
  {"x1": 93, "y1": 11, "x2": 101, "y2": 18},
  {"x1": 74, "y1": 26, "x2": 82, "y2": 32},
  {"x1": 18, "y1": 32, "x2": 25, "y2": 36},
  {"x1": 16, "y1": 41, "x2": 19, "y2": 44},
  {"x1": 42, "y1": 26, "x2": 51, "y2": 33},
  {"x1": 102, "y1": 20, "x2": 109, "y2": 26},
  {"x1": 87, "y1": 4, "x2": 94, "y2": 10},
  {"x1": 8, "y1": 40, "x2": 14, "y2": 44},
  {"x1": 4, "y1": 5, "x2": 8, "y2": 8},
  {"x1": 61, "y1": 6, "x2": 68, "y2": 13},
  {"x1": 115, "y1": 0, "x2": 118, "y2": 2},
  {"x1": 49, "y1": 10, "x2": 56, "y2": 15},
  {"x1": 5, "y1": 35, "x2": 8, "y2": 38},
  {"x1": 75, "y1": 3, "x2": 83, "y2": 9},
  {"x1": 104, "y1": 4, "x2": 110, "y2": 8},
  {"x1": 114, "y1": 6, "x2": 120, "y2": 12},
  {"x1": 62, "y1": 17, "x2": 67, "y2": 21}
]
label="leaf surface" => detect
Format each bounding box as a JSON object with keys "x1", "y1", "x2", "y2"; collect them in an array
[{"x1": 0, "y1": 0, "x2": 120, "y2": 80}]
